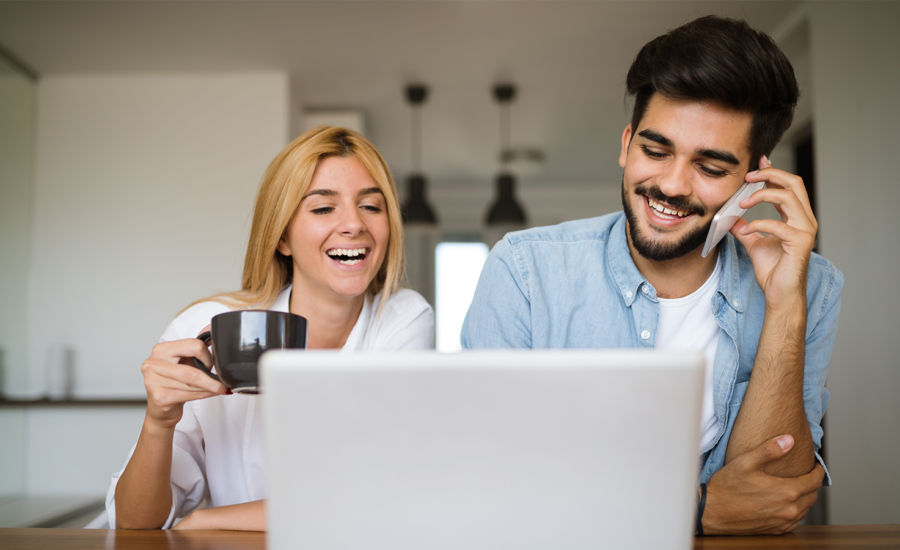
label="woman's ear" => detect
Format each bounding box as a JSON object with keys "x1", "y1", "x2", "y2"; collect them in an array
[{"x1": 275, "y1": 236, "x2": 291, "y2": 257}]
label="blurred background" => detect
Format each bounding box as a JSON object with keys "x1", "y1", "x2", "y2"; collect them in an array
[{"x1": 0, "y1": 0, "x2": 897, "y2": 529}]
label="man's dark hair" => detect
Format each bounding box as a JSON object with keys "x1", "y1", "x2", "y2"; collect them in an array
[{"x1": 626, "y1": 15, "x2": 799, "y2": 170}]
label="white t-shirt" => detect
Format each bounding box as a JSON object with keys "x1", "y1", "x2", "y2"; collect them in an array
[
  {"x1": 655, "y1": 257, "x2": 723, "y2": 453},
  {"x1": 106, "y1": 285, "x2": 434, "y2": 529}
]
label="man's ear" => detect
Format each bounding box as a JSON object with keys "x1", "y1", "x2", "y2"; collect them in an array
[{"x1": 619, "y1": 124, "x2": 633, "y2": 169}]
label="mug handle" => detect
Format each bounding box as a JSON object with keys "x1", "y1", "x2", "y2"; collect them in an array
[{"x1": 191, "y1": 332, "x2": 221, "y2": 382}]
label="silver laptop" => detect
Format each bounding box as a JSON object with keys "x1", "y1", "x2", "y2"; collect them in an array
[{"x1": 261, "y1": 349, "x2": 703, "y2": 550}]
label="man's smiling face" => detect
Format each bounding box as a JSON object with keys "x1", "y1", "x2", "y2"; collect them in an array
[{"x1": 619, "y1": 94, "x2": 753, "y2": 262}]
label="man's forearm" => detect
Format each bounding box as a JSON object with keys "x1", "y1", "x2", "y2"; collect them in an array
[{"x1": 725, "y1": 299, "x2": 815, "y2": 477}]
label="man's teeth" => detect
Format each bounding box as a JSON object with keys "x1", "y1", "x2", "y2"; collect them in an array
[
  {"x1": 648, "y1": 198, "x2": 690, "y2": 218},
  {"x1": 327, "y1": 248, "x2": 367, "y2": 265}
]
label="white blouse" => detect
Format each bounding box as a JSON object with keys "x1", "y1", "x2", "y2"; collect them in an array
[{"x1": 106, "y1": 286, "x2": 434, "y2": 529}]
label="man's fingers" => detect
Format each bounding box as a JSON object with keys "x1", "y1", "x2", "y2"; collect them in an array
[
  {"x1": 796, "y1": 463, "x2": 827, "y2": 494},
  {"x1": 745, "y1": 156, "x2": 816, "y2": 230},
  {"x1": 739, "y1": 434, "x2": 794, "y2": 470},
  {"x1": 738, "y1": 189, "x2": 814, "y2": 231},
  {"x1": 796, "y1": 487, "x2": 819, "y2": 513},
  {"x1": 730, "y1": 217, "x2": 764, "y2": 251},
  {"x1": 737, "y1": 219, "x2": 815, "y2": 254}
]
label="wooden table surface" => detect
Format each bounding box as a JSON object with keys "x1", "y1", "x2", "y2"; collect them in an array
[
  {"x1": 0, "y1": 524, "x2": 897, "y2": 549},
  {"x1": 694, "y1": 524, "x2": 900, "y2": 549}
]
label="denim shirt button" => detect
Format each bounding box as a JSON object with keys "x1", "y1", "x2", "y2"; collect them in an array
[
  {"x1": 625, "y1": 290, "x2": 633, "y2": 298},
  {"x1": 641, "y1": 286, "x2": 650, "y2": 294},
  {"x1": 640, "y1": 330, "x2": 650, "y2": 340},
  {"x1": 732, "y1": 300, "x2": 739, "y2": 308}
]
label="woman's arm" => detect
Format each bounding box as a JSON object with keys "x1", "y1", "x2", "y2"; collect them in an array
[
  {"x1": 172, "y1": 500, "x2": 266, "y2": 531},
  {"x1": 115, "y1": 338, "x2": 226, "y2": 529}
]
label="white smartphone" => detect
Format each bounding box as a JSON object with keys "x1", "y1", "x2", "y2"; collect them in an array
[{"x1": 700, "y1": 181, "x2": 766, "y2": 258}]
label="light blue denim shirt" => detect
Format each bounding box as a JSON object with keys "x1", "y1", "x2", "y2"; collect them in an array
[{"x1": 461, "y1": 212, "x2": 843, "y2": 484}]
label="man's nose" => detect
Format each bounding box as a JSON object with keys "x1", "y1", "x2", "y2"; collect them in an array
[{"x1": 656, "y1": 159, "x2": 693, "y2": 199}]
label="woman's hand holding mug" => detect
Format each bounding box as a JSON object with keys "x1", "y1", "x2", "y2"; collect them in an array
[
  {"x1": 140, "y1": 310, "x2": 308, "y2": 430},
  {"x1": 140, "y1": 328, "x2": 228, "y2": 431}
]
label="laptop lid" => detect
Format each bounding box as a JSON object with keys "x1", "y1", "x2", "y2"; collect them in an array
[{"x1": 261, "y1": 349, "x2": 703, "y2": 550}]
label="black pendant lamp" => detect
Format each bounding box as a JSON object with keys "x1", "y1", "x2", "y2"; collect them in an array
[
  {"x1": 401, "y1": 84, "x2": 437, "y2": 224},
  {"x1": 486, "y1": 84, "x2": 527, "y2": 225}
]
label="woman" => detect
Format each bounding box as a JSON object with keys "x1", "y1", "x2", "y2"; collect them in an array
[{"x1": 107, "y1": 127, "x2": 434, "y2": 531}]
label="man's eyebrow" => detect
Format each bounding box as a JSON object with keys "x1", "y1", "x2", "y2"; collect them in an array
[
  {"x1": 638, "y1": 128, "x2": 740, "y2": 166},
  {"x1": 697, "y1": 148, "x2": 740, "y2": 166},
  {"x1": 637, "y1": 129, "x2": 673, "y2": 148}
]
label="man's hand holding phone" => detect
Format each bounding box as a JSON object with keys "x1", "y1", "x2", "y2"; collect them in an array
[{"x1": 728, "y1": 156, "x2": 818, "y2": 311}]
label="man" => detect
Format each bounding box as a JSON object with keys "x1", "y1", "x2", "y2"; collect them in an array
[{"x1": 461, "y1": 16, "x2": 842, "y2": 536}]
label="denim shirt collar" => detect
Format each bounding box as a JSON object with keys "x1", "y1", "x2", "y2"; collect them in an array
[
  {"x1": 607, "y1": 212, "x2": 745, "y2": 312},
  {"x1": 608, "y1": 214, "x2": 653, "y2": 306}
]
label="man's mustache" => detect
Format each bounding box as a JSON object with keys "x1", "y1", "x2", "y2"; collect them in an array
[{"x1": 634, "y1": 183, "x2": 707, "y2": 217}]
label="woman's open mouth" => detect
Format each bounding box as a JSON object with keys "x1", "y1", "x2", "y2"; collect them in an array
[{"x1": 326, "y1": 247, "x2": 369, "y2": 266}]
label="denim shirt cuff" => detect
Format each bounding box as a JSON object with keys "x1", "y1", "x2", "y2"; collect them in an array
[{"x1": 815, "y1": 449, "x2": 832, "y2": 487}]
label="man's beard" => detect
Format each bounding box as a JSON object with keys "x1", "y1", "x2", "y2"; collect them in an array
[{"x1": 621, "y1": 179, "x2": 712, "y2": 261}]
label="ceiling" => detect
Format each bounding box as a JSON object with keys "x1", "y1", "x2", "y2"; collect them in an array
[{"x1": 0, "y1": 1, "x2": 800, "y2": 188}]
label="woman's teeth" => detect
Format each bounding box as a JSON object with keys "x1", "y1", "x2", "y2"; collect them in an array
[
  {"x1": 327, "y1": 248, "x2": 368, "y2": 265},
  {"x1": 648, "y1": 197, "x2": 690, "y2": 219}
]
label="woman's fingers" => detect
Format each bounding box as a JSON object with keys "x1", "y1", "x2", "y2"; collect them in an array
[
  {"x1": 145, "y1": 361, "x2": 226, "y2": 395},
  {"x1": 150, "y1": 338, "x2": 214, "y2": 369},
  {"x1": 141, "y1": 337, "x2": 227, "y2": 416},
  {"x1": 146, "y1": 384, "x2": 224, "y2": 408}
]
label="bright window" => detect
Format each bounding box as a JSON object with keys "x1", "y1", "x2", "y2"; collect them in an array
[{"x1": 435, "y1": 242, "x2": 490, "y2": 352}]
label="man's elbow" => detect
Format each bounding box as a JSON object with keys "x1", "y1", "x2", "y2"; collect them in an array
[{"x1": 763, "y1": 441, "x2": 816, "y2": 478}]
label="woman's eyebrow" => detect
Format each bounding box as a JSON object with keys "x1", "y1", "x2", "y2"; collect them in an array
[
  {"x1": 301, "y1": 187, "x2": 383, "y2": 202},
  {"x1": 301, "y1": 189, "x2": 338, "y2": 201},
  {"x1": 357, "y1": 187, "x2": 384, "y2": 197}
]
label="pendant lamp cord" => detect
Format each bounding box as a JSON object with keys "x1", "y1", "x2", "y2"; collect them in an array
[
  {"x1": 411, "y1": 105, "x2": 421, "y2": 174},
  {"x1": 500, "y1": 102, "x2": 511, "y2": 167}
]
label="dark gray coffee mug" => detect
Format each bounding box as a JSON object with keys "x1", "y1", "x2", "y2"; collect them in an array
[{"x1": 191, "y1": 310, "x2": 308, "y2": 394}]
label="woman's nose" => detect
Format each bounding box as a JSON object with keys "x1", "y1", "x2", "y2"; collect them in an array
[{"x1": 338, "y1": 207, "x2": 366, "y2": 236}]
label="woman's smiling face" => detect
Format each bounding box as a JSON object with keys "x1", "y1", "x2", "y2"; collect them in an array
[{"x1": 277, "y1": 155, "x2": 389, "y2": 301}]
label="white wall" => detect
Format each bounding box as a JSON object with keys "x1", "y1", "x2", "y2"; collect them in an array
[
  {"x1": 0, "y1": 73, "x2": 35, "y2": 397},
  {"x1": 809, "y1": 2, "x2": 900, "y2": 525},
  {"x1": 23, "y1": 406, "x2": 146, "y2": 496},
  {"x1": 0, "y1": 71, "x2": 35, "y2": 499},
  {"x1": 25, "y1": 73, "x2": 290, "y2": 398},
  {"x1": 0, "y1": 409, "x2": 26, "y2": 498}
]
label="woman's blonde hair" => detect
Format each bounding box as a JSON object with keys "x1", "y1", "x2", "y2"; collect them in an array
[{"x1": 189, "y1": 126, "x2": 405, "y2": 312}]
